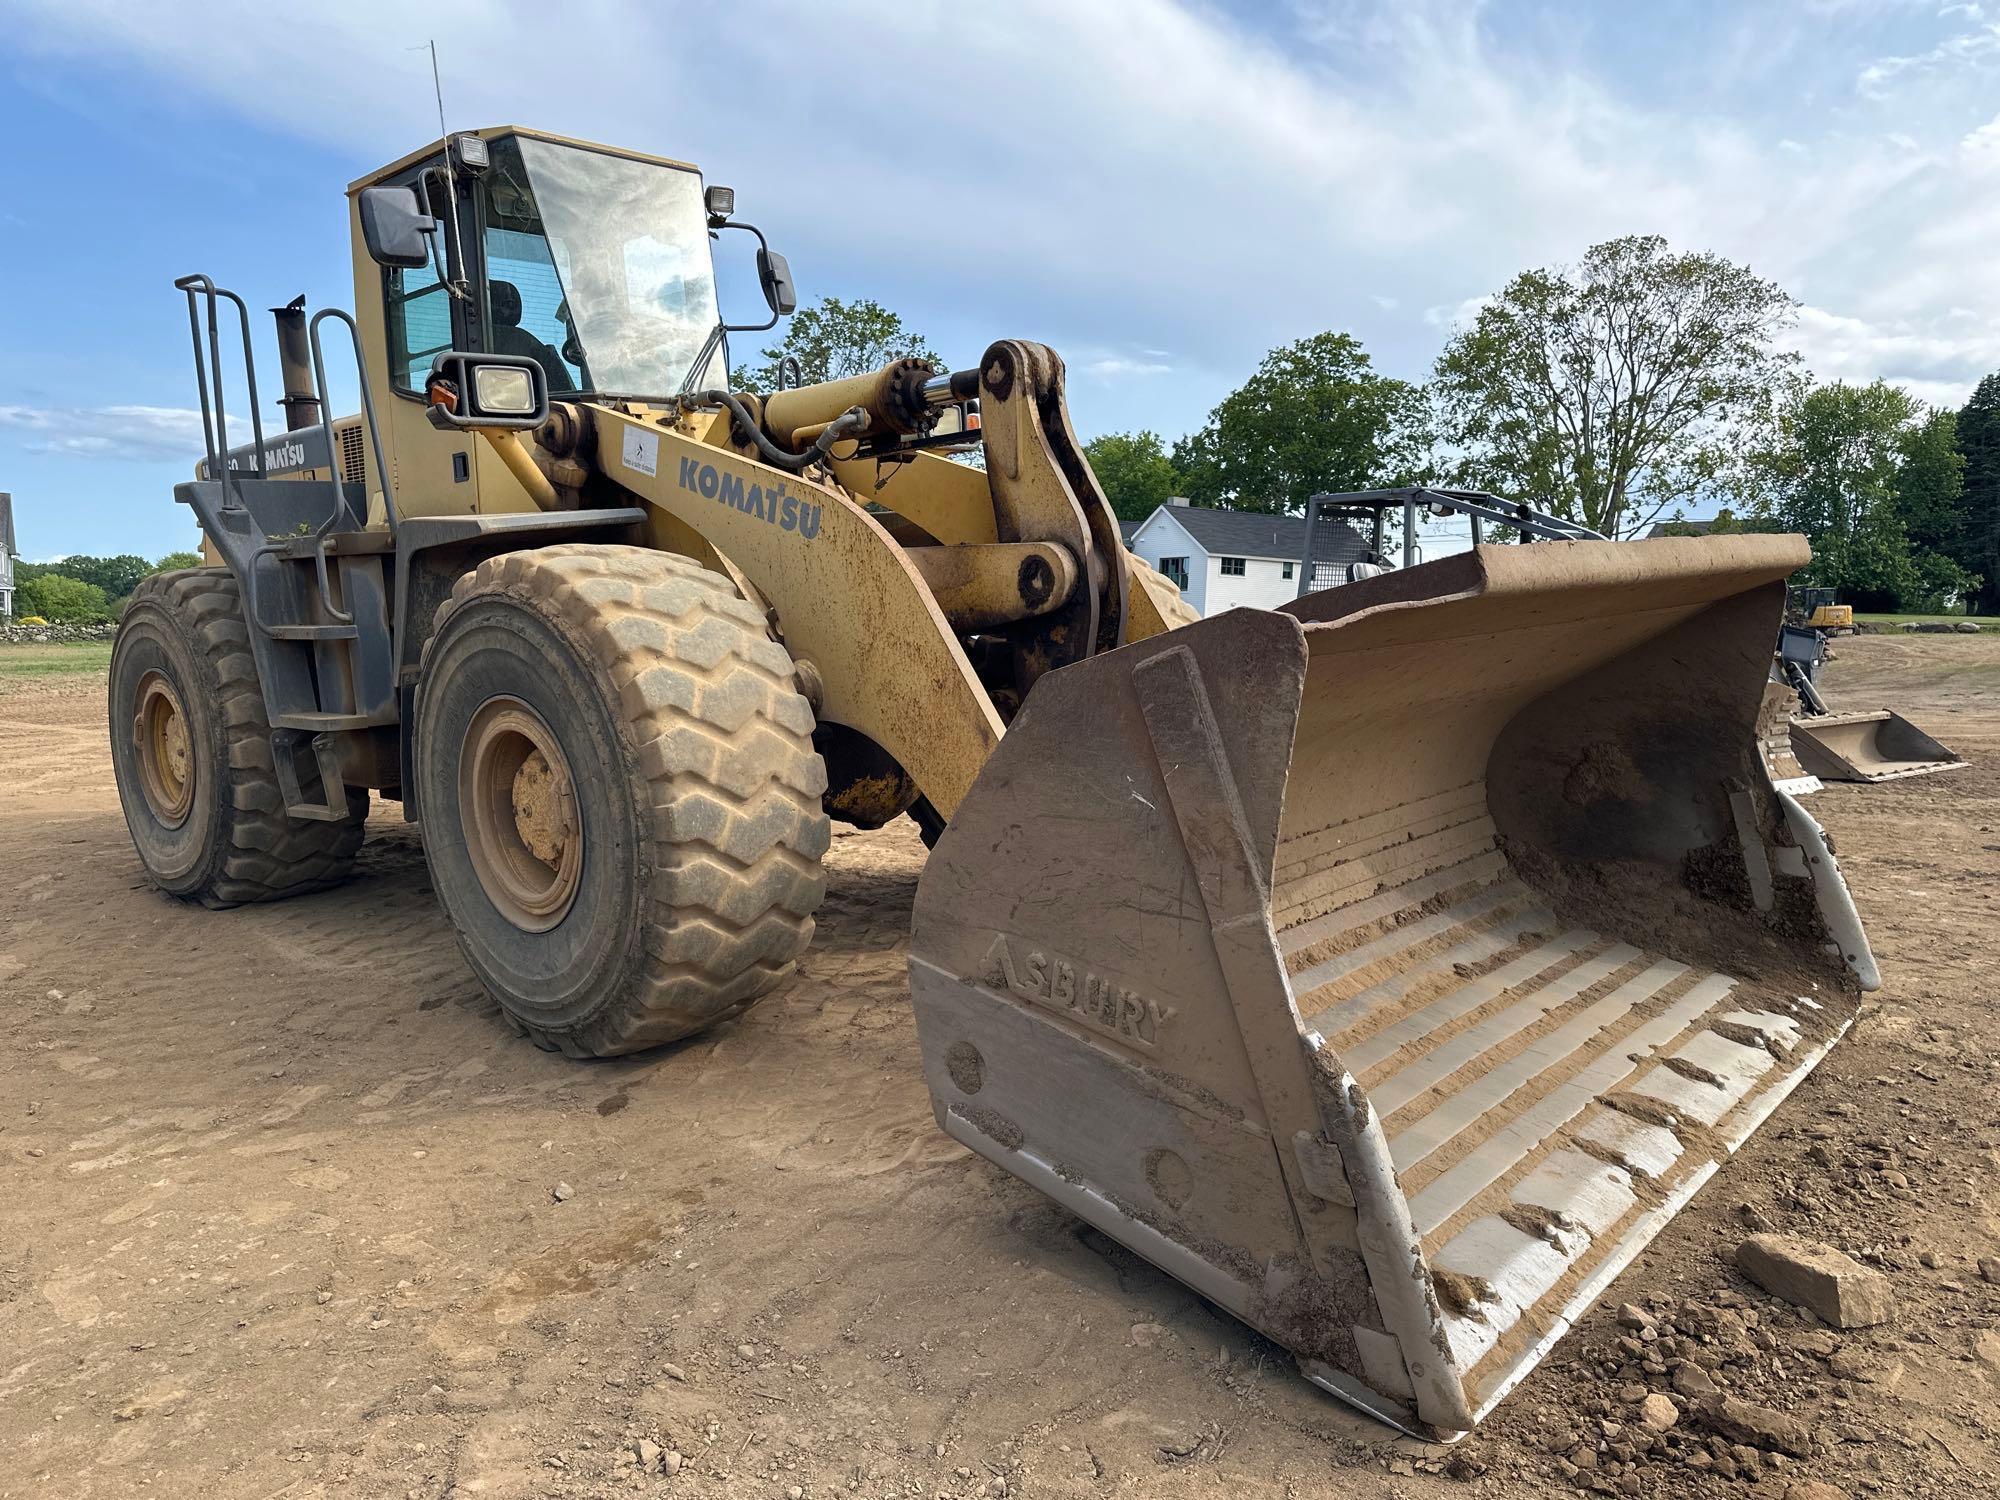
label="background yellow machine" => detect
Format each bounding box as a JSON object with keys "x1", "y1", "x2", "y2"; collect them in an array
[
  {"x1": 112, "y1": 127, "x2": 1879, "y2": 1436},
  {"x1": 1777, "y1": 587, "x2": 1964, "y2": 782}
]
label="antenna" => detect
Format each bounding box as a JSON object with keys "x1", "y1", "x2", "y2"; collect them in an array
[
  {"x1": 418, "y1": 40, "x2": 471, "y2": 302},
  {"x1": 429, "y1": 39, "x2": 449, "y2": 140}
]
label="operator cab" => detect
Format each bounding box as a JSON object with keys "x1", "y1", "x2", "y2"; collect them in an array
[{"x1": 357, "y1": 128, "x2": 793, "y2": 407}]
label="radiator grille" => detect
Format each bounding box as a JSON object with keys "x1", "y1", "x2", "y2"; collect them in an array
[{"x1": 338, "y1": 423, "x2": 366, "y2": 485}]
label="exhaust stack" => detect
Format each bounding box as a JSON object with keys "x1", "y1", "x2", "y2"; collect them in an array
[{"x1": 271, "y1": 296, "x2": 320, "y2": 433}]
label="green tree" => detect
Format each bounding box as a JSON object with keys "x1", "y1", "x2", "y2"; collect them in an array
[
  {"x1": 154, "y1": 550, "x2": 204, "y2": 573},
  {"x1": 1896, "y1": 409, "x2": 1966, "y2": 562},
  {"x1": 42, "y1": 554, "x2": 153, "y2": 598},
  {"x1": 1650, "y1": 506, "x2": 1775, "y2": 538},
  {"x1": 1433, "y1": 235, "x2": 1798, "y2": 537},
  {"x1": 1955, "y1": 373, "x2": 2000, "y2": 614},
  {"x1": 1754, "y1": 381, "x2": 1974, "y2": 611},
  {"x1": 1082, "y1": 430, "x2": 1183, "y2": 520},
  {"x1": 18, "y1": 572, "x2": 110, "y2": 623},
  {"x1": 733, "y1": 295, "x2": 939, "y2": 393},
  {"x1": 1169, "y1": 331, "x2": 1427, "y2": 515}
]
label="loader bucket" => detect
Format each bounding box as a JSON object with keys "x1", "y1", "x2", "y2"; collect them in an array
[
  {"x1": 1790, "y1": 708, "x2": 1963, "y2": 783},
  {"x1": 908, "y1": 535, "x2": 1878, "y2": 1436}
]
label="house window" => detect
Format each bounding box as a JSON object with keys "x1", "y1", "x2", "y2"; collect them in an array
[
  {"x1": 1282, "y1": 561, "x2": 1294, "y2": 580},
  {"x1": 1220, "y1": 556, "x2": 1246, "y2": 577},
  {"x1": 1159, "y1": 556, "x2": 1189, "y2": 590}
]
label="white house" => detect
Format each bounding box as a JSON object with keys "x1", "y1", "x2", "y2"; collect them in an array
[
  {"x1": 1124, "y1": 498, "x2": 1482, "y2": 615},
  {"x1": 0, "y1": 494, "x2": 14, "y2": 621},
  {"x1": 1124, "y1": 500, "x2": 1373, "y2": 614}
]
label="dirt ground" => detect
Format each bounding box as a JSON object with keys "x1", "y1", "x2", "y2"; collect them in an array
[{"x1": 3, "y1": 633, "x2": 1998, "y2": 1500}]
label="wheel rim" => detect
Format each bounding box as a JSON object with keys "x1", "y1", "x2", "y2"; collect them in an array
[
  {"x1": 458, "y1": 696, "x2": 583, "y2": 932},
  {"x1": 133, "y1": 670, "x2": 194, "y2": 827}
]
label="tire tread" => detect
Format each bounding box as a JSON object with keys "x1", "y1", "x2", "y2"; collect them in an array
[
  {"x1": 119, "y1": 569, "x2": 365, "y2": 907},
  {"x1": 424, "y1": 545, "x2": 828, "y2": 1056}
]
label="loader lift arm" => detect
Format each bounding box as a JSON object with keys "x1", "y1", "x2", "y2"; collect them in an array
[{"x1": 566, "y1": 338, "x2": 1151, "y2": 822}]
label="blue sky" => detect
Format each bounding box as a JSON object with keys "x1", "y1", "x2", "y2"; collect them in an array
[{"x1": 3, "y1": 0, "x2": 1998, "y2": 561}]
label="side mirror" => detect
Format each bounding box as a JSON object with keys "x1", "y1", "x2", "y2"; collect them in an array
[
  {"x1": 359, "y1": 185, "x2": 437, "y2": 269},
  {"x1": 424, "y1": 352, "x2": 550, "y2": 431},
  {"x1": 757, "y1": 249, "x2": 797, "y2": 317}
]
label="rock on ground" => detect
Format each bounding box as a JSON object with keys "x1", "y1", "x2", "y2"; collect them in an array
[
  {"x1": 1697, "y1": 1393, "x2": 1814, "y2": 1458},
  {"x1": 1734, "y1": 1234, "x2": 1893, "y2": 1329},
  {"x1": 1637, "y1": 1393, "x2": 1679, "y2": 1432}
]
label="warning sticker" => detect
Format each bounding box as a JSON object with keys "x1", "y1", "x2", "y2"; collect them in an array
[{"x1": 622, "y1": 425, "x2": 660, "y2": 478}]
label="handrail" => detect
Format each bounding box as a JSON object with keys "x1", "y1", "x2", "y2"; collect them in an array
[
  {"x1": 170, "y1": 273, "x2": 393, "y2": 634},
  {"x1": 308, "y1": 307, "x2": 397, "y2": 536},
  {"x1": 173, "y1": 274, "x2": 268, "y2": 512}
]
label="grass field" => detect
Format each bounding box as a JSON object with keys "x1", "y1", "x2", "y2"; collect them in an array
[
  {"x1": 1855, "y1": 611, "x2": 1998, "y2": 629},
  {"x1": 0, "y1": 639, "x2": 114, "y2": 687}
]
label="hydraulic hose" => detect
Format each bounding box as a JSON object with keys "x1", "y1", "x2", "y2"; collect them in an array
[{"x1": 686, "y1": 389, "x2": 868, "y2": 473}]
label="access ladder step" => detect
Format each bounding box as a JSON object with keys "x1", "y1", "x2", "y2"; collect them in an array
[
  {"x1": 273, "y1": 710, "x2": 382, "y2": 732},
  {"x1": 269, "y1": 728, "x2": 354, "y2": 822},
  {"x1": 266, "y1": 623, "x2": 359, "y2": 641}
]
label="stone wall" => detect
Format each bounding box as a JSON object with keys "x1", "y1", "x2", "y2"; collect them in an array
[{"x1": 0, "y1": 621, "x2": 119, "y2": 644}]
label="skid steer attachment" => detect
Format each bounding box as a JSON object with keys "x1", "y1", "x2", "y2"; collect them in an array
[
  {"x1": 908, "y1": 534, "x2": 1877, "y2": 1435},
  {"x1": 1776, "y1": 622, "x2": 1964, "y2": 784},
  {"x1": 1790, "y1": 709, "x2": 1963, "y2": 784}
]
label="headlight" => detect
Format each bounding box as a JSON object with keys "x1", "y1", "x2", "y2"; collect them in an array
[{"x1": 474, "y1": 364, "x2": 536, "y2": 416}]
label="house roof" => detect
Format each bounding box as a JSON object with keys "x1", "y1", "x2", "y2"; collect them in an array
[
  {"x1": 1647, "y1": 520, "x2": 1712, "y2": 538},
  {"x1": 1143, "y1": 504, "x2": 1370, "y2": 564},
  {"x1": 1169, "y1": 506, "x2": 1308, "y2": 559},
  {"x1": 0, "y1": 494, "x2": 13, "y2": 558}
]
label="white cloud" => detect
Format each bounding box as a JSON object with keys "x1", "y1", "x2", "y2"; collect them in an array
[
  {"x1": 1961, "y1": 112, "x2": 2000, "y2": 166},
  {"x1": 5, "y1": 0, "x2": 1997, "y2": 439},
  {"x1": 0, "y1": 405, "x2": 205, "y2": 460},
  {"x1": 1424, "y1": 295, "x2": 1494, "y2": 331},
  {"x1": 1080, "y1": 355, "x2": 1174, "y2": 379},
  {"x1": 1856, "y1": 18, "x2": 2000, "y2": 97},
  {"x1": 1782, "y1": 305, "x2": 2000, "y2": 407}
]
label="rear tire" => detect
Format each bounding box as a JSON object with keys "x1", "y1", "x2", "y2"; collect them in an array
[
  {"x1": 414, "y1": 545, "x2": 829, "y2": 1056},
  {"x1": 108, "y1": 568, "x2": 368, "y2": 907}
]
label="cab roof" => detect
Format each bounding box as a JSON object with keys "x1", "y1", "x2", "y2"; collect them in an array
[{"x1": 347, "y1": 126, "x2": 701, "y2": 195}]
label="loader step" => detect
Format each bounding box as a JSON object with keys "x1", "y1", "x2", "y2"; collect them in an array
[
  {"x1": 273, "y1": 528, "x2": 395, "y2": 557},
  {"x1": 267, "y1": 725, "x2": 359, "y2": 823},
  {"x1": 272, "y1": 709, "x2": 385, "y2": 731},
  {"x1": 266, "y1": 623, "x2": 360, "y2": 641}
]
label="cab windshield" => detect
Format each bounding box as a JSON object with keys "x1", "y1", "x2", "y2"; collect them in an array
[{"x1": 478, "y1": 135, "x2": 721, "y2": 397}]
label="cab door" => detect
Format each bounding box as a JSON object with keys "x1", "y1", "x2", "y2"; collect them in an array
[{"x1": 351, "y1": 155, "x2": 479, "y2": 521}]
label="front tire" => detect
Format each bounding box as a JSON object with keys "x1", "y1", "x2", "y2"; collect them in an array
[
  {"x1": 414, "y1": 545, "x2": 829, "y2": 1056},
  {"x1": 108, "y1": 568, "x2": 367, "y2": 906}
]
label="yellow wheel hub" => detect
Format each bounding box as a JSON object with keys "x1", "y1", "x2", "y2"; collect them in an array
[
  {"x1": 133, "y1": 671, "x2": 195, "y2": 826},
  {"x1": 459, "y1": 698, "x2": 583, "y2": 932}
]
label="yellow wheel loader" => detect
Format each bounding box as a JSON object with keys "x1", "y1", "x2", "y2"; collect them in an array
[{"x1": 112, "y1": 127, "x2": 1880, "y2": 1437}]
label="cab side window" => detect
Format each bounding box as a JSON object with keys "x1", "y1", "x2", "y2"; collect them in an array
[{"x1": 385, "y1": 169, "x2": 454, "y2": 392}]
